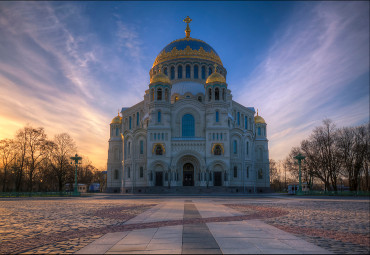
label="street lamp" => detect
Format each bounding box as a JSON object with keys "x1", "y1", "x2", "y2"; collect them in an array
[
  {"x1": 293, "y1": 153, "x2": 305, "y2": 195},
  {"x1": 70, "y1": 153, "x2": 82, "y2": 196}
]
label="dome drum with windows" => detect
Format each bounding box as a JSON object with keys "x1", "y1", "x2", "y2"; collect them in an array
[{"x1": 150, "y1": 16, "x2": 227, "y2": 84}]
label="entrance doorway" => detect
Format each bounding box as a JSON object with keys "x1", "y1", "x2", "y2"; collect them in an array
[
  {"x1": 155, "y1": 172, "x2": 163, "y2": 186},
  {"x1": 214, "y1": 172, "x2": 222, "y2": 186},
  {"x1": 183, "y1": 163, "x2": 194, "y2": 186}
]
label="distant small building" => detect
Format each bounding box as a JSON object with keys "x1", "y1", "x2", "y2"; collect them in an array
[
  {"x1": 89, "y1": 183, "x2": 100, "y2": 192},
  {"x1": 288, "y1": 182, "x2": 310, "y2": 194},
  {"x1": 77, "y1": 184, "x2": 88, "y2": 193}
]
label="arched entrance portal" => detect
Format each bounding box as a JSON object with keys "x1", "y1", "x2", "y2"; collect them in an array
[{"x1": 183, "y1": 163, "x2": 194, "y2": 186}]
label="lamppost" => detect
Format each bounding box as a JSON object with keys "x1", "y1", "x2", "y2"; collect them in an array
[
  {"x1": 70, "y1": 153, "x2": 82, "y2": 196},
  {"x1": 294, "y1": 153, "x2": 305, "y2": 195}
]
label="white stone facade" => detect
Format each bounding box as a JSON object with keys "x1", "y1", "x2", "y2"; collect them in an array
[{"x1": 107, "y1": 30, "x2": 269, "y2": 193}]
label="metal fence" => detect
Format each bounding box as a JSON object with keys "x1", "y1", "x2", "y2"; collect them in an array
[
  {"x1": 298, "y1": 190, "x2": 370, "y2": 196},
  {"x1": 0, "y1": 192, "x2": 80, "y2": 197}
]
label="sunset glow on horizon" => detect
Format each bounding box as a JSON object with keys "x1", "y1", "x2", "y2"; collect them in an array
[{"x1": 0, "y1": 1, "x2": 368, "y2": 169}]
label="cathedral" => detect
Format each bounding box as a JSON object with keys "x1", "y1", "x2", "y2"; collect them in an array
[{"x1": 107, "y1": 17, "x2": 269, "y2": 193}]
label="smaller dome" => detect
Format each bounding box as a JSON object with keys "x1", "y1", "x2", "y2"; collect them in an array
[
  {"x1": 254, "y1": 110, "x2": 266, "y2": 124},
  {"x1": 150, "y1": 72, "x2": 171, "y2": 84},
  {"x1": 111, "y1": 114, "x2": 122, "y2": 124},
  {"x1": 206, "y1": 72, "x2": 226, "y2": 84}
]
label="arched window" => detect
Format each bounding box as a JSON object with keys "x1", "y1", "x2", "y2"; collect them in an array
[
  {"x1": 194, "y1": 65, "x2": 199, "y2": 79},
  {"x1": 127, "y1": 167, "x2": 131, "y2": 178},
  {"x1": 202, "y1": 66, "x2": 206, "y2": 79},
  {"x1": 115, "y1": 128, "x2": 119, "y2": 136},
  {"x1": 155, "y1": 145, "x2": 163, "y2": 155},
  {"x1": 151, "y1": 88, "x2": 154, "y2": 101},
  {"x1": 182, "y1": 114, "x2": 195, "y2": 137},
  {"x1": 234, "y1": 166, "x2": 238, "y2": 178},
  {"x1": 215, "y1": 88, "x2": 219, "y2": 100},
  {"x1": 233, "y1": 140, "x2": 237, "y2": 154},
  {"x1": 164, "y1": 67, "x2": 168, "y2": 75},
  {"x1": 214, "y1": 145, "x2": 222, "y2": 155},
  {"x1": 209, "y1": 67, "x2": 212, "y2": 76},
  {"x1": 137, "y1": 112, "x2": 139, "y2": 126},
  {"x1": 208, "y1": 88, "x2": 212, "y2": 101},
  {"x1": 245, "y1": 116, "x2": 248, "y2": 129},
  {"x1": 237, "y1": 112, "x2": 240, "y2": 126},
  {"x1": 157, "y1": 111, "x2": 161, "y2": 123},
  {"x1": 128, "y1": 142, "x2": 131, "y2": 155},
  {"x1": 129, "y1": 116, "x2": 132, "y2": 129},
  {"x1": 157, "y1": 88, "x2": 162, "y2": 100},
  {"x1": 114, "y1": 169, "x2": 119, "y2": 180},
  {"x1": 263, "y1": 126, "x2": 266, "y2": 136},
  {"x1": 246, "y1": 141, "x2": 249, "y2": 155},
  {"x1": 165, "y1": 89, "x2": 168, "y2": 101},
  {"x1": 247, "y1": 167, "x2": 249, "y2": 178},
  {"x1": 222, "y1": 88, "x2": 226, "y2": 100},
  {"x1": 178, "y1": 65, "x2": 182, "y2": 79},
  {"x1": 258, "y1": 126, "x2": 261, "y2": 136},
  {"x1": 186, "y1": 65, "x2": 190, "y2": 78},
  {"x1": 140, "y1": 140, "x2": 144, "y2": 154},
  {"x1": 170, "y1": 66, "x2": 175, "y2": 80},
  {"x1": 216, "y1": 111, "x2": 219, "y2": 122}
]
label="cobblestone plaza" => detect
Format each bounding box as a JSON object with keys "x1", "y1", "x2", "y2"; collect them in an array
[{"x1": 0, "y1": 194, "x2": 369, "y2": 254}]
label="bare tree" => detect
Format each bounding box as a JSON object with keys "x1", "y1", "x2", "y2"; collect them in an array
[
  {"x1": 0, "y1": 139, "x2": 16, "y2": 192},
  {"x1": 337, "y1": 125, "x2": 369, "y2": 191},
  {"x1": 13, "y1": 128, "x2": 29, "y2": 192},
  {"x1": 24, "y1": 126, "x2": 54, "y2": 192},
  {"x1": 51, "y1": 133, "x2": 76, "y2": 191}
]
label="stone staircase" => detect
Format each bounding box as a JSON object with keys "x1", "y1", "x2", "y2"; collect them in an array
[{"x1": 129, "y1": 186, "x2": 247, "y2": 194}]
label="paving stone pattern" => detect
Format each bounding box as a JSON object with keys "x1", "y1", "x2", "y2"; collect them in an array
[
  {"x1": 0, "y1": 197, "x2": 156, "y2": 254},
  {"x1": 1, "y1": 195, "x2": 369, "y2": 254},
  {"x1": 225, "y1": 197, "x2": 370, "y2": 254},
  {"x1": 182, "y1": 203, "x2": 222, "y2": 254}
]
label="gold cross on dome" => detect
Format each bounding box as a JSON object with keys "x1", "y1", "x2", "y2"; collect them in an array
[
  {"x1": 183, "y1": 16, "x2": 192, "y2": 24},
  {"x1": 183, "y1": 16, "x2": 192, "y2": 38}
]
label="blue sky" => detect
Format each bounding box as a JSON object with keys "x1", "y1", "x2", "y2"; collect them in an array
[{"x1": 0, "y1": 1, "x2": 368, "y2": 168}]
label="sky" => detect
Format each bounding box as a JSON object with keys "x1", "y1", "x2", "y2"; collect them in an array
[{"x1": 0, "y1": 1, "x2": 369, "y2": 169}]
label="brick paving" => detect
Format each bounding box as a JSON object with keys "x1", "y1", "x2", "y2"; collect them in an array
[
  {"x1": 0, "y1": 195, "x2": 369, "y2": 254},
  {"x1": 0, "y1": 197, "x2": 156, "y2": 254},
  {"x1": 224, "y1": 197, "x2": 370, "y2": 254}
]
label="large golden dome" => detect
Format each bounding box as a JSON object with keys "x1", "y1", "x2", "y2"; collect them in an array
[{"x1": 153, "y1": 37, "x2": 223, "y2": 68}]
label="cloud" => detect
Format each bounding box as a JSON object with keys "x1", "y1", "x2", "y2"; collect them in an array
[
  {"x1": 234, "y1": 1, "x2": 369, "y2": 160},
  {"x1": 0, "y1": 2, "x2": 120, "y2": 168}
]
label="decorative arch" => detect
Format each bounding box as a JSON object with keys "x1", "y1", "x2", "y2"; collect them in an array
[
  {"x1": 149, "y1": 160, "x2": 169, "y2": 172},
  {"x1": 207, "y1": 160, "x2": 228, "y2": 172},
  {"x1": 171, "y1": 150, "x2": 206, "y2": 170}
]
